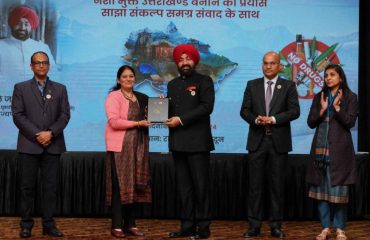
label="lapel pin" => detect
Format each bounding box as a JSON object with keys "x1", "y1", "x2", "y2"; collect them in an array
[
  {"x1": 277, "y1": 85, "x2": 282, "y2": 89},
  {"x1": 46, "y1": 94, "x2": 52, "y2": 99},
  {"x1": 191, "y1": 91, "x2": 196, "y2": 96}
]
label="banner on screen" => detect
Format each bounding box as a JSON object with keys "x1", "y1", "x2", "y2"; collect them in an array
[{"x1": 0, "y1": 0, "x2": 359, "y2": 153}]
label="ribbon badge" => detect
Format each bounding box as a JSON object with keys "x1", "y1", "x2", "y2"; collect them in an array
[{"x1": 186, "y1": 86, "x2": 197, "y2": 96}]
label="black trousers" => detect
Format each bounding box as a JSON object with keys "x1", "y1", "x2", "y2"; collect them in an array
[
  {"x1": 110, "y1": 155, "x2": 136, "y2": 229},
  {"x1": 248, "y1": 136, "x2": 287, "y2": 229},
  {"x1": 172, "y1": 151, "x2": 211, "y2": 233},
  {"x1": 18, "y1": 152, "x2": 60, "y2": 229}
]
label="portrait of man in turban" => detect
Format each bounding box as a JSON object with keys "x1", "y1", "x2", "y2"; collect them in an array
[
  {"x1": 0, "y1": 4, "x2": 56, "y2": 84},
  {"x1": 7, "y1": 5, "x2": 40, "y2": 41}
]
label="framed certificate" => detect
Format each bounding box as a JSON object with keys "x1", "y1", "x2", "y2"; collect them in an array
[{"x1": 147, "y1": 97, "x2": 168, "y2": 123}]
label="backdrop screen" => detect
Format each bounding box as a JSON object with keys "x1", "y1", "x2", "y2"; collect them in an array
[{"x1": 0, "y1": 0, "x2": 359, "y2": 153}]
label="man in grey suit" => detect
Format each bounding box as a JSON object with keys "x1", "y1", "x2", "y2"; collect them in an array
[
  {"x1": 11, "y1": 51, "x2": 70, "y2": 238},
  {"x1": 240, "y1": 51, "x2": 300, "y2": 239}
]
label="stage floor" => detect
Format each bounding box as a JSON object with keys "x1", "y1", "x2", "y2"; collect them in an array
[{"x1": 0, "y1": 218, "x2": 369, "y2": 239}]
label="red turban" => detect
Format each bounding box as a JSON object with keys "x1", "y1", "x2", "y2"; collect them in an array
[
  {"x1": 173, "y1": 44, "x2": 200, "y2": 65},
  {"x1": 8, "y1": 6, "x2": 39, "y2": 30}
]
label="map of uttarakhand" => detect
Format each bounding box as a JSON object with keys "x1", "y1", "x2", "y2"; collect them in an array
[{"x1": 123, "y1": 22, "x2": 238, "y2": 93}]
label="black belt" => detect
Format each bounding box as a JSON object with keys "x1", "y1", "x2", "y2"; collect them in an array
[{"x1": 265, "y1": 126, "x2": 272, "y2": 135}]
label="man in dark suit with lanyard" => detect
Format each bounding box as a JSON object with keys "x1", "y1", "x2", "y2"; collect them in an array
[
  {"x1": 166, "y1": 44, "x2": 215, "y2": 239},
  {"x1": 11, "y1": 51, "x2": 70, "y2": 238},
  {"x1": 240, "y1": 51, "x2": 300, "y2": 238}
]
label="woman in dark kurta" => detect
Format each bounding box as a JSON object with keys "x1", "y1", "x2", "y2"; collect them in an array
[
  {"x1": 104, "y1": 65, "x2": 152, "y2": 238},
  {"x1": 306, "y1": 64, "x2": 358, "y2": 240}
]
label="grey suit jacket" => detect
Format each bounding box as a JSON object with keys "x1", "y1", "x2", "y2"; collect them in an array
[
  {"x1": 240, "y1": 77, "x2": 300, "y2": 153},
  {"x1": 11, "y1": 78, "x2": 70, "y2": 154}
]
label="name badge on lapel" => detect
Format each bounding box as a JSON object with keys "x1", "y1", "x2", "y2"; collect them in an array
[{"x1": 45, "y1": 90, "x2": 52, "y2": 100}]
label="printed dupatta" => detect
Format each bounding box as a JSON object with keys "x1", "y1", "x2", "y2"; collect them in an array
[{"x1": 314, "y1": 90, "x2": 337, "y2": 170}]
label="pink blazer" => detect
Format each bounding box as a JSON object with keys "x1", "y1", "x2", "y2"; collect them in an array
[{"x1": 104, "y1": 90, "x2": 137, "y2": 152}]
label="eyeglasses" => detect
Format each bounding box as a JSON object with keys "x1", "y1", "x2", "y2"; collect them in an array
[
  {"x1": 263, "y1": 61, "x2": 280, "y2": 66},
  {"x1": 32, "y1": 61, "x2": 50, "y2": 66}
]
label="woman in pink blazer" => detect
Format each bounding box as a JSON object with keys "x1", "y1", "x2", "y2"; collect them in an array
[{"x1": 104, "y1": 65, "x2": 151, "y2": 238}]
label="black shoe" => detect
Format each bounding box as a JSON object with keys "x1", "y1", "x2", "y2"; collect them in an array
[
  {"x1": 189, "y1": 229, "x2": 211, "y2": 239},
  {"x1": 271, "y1": 228, "x2": 285, "y2": 239},
  {"x1": 169, "y1": 229, "x2": 194, "y2": 238},
  {"x1": 243, "y1": 227, "x2": 260, "y2": 238},
  {"x1": 20, "y1": 228, "x2": 32, "y2": 238},
  {"x1": 43, "y1": 227, "x2": 63, "y2": 237}
]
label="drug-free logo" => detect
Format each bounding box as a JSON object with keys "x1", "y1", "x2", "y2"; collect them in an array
[{"x1": 280, "y1": 35, "x2": 340, "y2": 99}]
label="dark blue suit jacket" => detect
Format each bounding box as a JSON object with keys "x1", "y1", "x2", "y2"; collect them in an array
[
  {"x1": 240, "y1": 77, "x2": 300, "y2": 153},
  {"x1": 11, "y1": 78, "x2": 70, "y2": 154}
]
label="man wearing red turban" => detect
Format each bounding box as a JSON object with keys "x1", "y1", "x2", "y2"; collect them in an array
[
  {"x1": 8, "y1": 5, "x2": 40, "y2": 28},
  {"x1": 0, "y1": 5, "x2": 55, "y2": 84},
  {"x1": 165, "y1": 44, "x2": 215, "y2": 239},
  {"x1": 172, "y1": 44, "x2": 200, "y2": 66}
]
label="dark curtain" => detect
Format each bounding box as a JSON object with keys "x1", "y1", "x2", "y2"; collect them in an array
[
  {"x1": 358, "y1": 0, "x2": 370, "y2": 152},
  {"x1": 0, "y1": 151, "x2": 369, "y2": 220}
]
